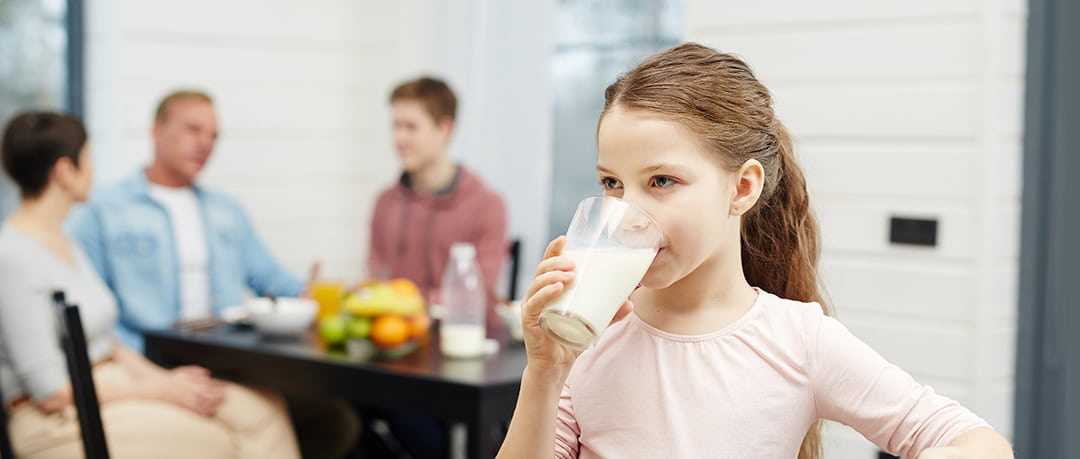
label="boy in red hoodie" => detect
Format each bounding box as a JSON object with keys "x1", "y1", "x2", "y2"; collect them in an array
[
  {"x1": 364, "y1": 77, "x2": 508, "y2": 458},
  {"x1": 369, "y1": 76, "x2": 508, "y2": 303}
]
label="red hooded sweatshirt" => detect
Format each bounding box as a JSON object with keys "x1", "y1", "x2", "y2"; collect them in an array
[{"x1": 368, "y1": 166, "x2": 508, "y2": 305}]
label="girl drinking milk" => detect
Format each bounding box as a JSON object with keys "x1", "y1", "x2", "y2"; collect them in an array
[{"x1": 497, "y1": 43, "x2": 1012, "y2": 459}]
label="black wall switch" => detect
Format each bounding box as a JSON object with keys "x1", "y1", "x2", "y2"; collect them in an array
[{"x1": 889, "y1": 216, "x2": 938, "y2": 247}]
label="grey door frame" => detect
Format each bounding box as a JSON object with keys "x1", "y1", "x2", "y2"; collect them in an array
[
  {"x1": 66, "y1": 0, "x2": 84, "y2": 117},
  {"x1": 1013, "y1": 0, "x2": 1080, "y2": 456}
]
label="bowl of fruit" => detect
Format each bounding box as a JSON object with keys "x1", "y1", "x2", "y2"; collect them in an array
[{"x1": 318, "y1": 278, "x2": 431, "y2": 360}]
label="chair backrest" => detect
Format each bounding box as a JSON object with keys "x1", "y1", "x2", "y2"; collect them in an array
[
  {"x1": 52, "y1": 291, "x2": 109, "y2": 459},
  {"x1": 507, "y1": 239, "x2": 522, "y2": 301},
  {"x1": 0, "y1": 378, "x2": 14, "y2": 459}
]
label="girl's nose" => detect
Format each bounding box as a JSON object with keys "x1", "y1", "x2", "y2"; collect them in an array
[
  {"x1": 619, "y1": 209, "x2": 651, "y2": 231},
  {"x1": 603, "y1": 196, "x2": 660, "y2": 248}
]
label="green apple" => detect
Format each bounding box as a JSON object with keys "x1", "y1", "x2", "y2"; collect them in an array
[
  {"x1": 347, "y1": 315, "x2": 373, "y2": 339},
  {"x1": 319, "y1": 315, "x2": 347, "y2": 344}
]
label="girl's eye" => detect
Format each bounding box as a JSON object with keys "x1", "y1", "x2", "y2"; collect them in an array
[
  {"x1": 652, "y1": 176, "x2": 676, "y2": 188},
  {"x1": 600, "y1": 177, "x2": 623, "y2": 189}
]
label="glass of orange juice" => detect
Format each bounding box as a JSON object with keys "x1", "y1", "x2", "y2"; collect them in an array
[{"x1": 312, "y1": 280, "x2": 346, "y2": 321}]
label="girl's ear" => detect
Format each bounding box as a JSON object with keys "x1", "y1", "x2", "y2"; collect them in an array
[{"x1": 730, "y1": 159, "x2": 764, "y2": 217}]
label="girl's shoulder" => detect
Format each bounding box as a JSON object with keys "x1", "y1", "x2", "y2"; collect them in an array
[{"x1": 749, "y1": 289, "x2": 829, "y2": 331}]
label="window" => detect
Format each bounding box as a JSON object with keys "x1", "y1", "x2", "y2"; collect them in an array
[
  {"x1": 549, "y1": 0, "x2": 684, "y2": 238},
  {"x1": 0, "y1": 0, "x2": 81, "y2": 218}
]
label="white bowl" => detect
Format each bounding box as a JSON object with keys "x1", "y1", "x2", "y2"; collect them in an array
[
  {"x1": 246, "y1": 297, "x2": 317, "y2": 336},
  {"x1": 496, "y1": 300, "x2": 524, "y2": 342}
]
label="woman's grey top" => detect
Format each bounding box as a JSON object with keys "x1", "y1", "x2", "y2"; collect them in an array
[{"x1": 0, "y1": 222, "x2": 118, "y2": 404}]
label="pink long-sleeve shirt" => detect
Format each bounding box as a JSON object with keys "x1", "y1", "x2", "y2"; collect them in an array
[{"x1": 555, "y1": 289, "x2": 989, "y2": 458}]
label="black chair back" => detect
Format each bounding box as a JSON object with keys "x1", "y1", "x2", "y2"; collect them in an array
[
  {"x1": 0, "y1": 378, "x2": 14, "y2": 459},
  {"x1": 52, "y1": 291, "x2": 109, "y2": 459},
  {"x1": 507, "y1": 239, "x2": 522, "y2": 301}
]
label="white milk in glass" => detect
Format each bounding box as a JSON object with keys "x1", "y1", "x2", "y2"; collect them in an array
[
  {"x1": 440, "y1": 324, "x2": 486, "y2": 358},
  {"x1": 545, "y1": 247, "x2": 656, "y2": 339}
]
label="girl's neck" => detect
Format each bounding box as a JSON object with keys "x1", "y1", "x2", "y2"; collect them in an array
[{"x1": 633, "y1": 254, "x2": 758, "y2": 335}]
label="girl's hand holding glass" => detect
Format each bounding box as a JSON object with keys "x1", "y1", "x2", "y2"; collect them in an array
[{"x1": 519, "y1": 236, "x2": 633, "y2": 374}]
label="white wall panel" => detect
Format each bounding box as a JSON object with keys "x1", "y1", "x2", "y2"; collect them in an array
[
  {"x1": 688, "y1": 0, "x2": 978, "y2": 30},
  {"x1": 115, "y1": 0, "x2": 364, "y2": 44},
  {"x1": 844, "y1": 316, "x2": 973, "y2": 381},
  {"x1": 802, "y1": 150, "x2": 978, "y2": 199},
  {"x1": 776, "y1": 86, "x2": 980, "y2": 139},
  {"x1": 816, "y1": 203, "x2": 977, "y2": 259},
  {"x1": 821, "y1": 259, "x2": 974, "y2": 322},
  {"x1": 700, "y1": 24, "x2": 979, "y2": 83}
]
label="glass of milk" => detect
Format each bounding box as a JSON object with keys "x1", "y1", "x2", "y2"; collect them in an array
[{"x1": 539, "y1": 196, "x2": 662, "y2": 351}]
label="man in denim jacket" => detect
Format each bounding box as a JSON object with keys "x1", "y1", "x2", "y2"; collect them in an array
[
  {"x1": 68, "y1": 91, "x2": 358, "y2": 459},
  {"x1": 67, "y1": 91, "x2": 303, "y2": 352}
]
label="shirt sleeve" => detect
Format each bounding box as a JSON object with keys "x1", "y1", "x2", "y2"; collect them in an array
[
  {"x1": 0, "y1": 259, "x2": 68, "y2": 402},
  {"x1": 554, "y1": 383, "x2": 582, "y2": 459},
  {"x1": 809, "y1": 314, "x2": 990, "y2": 458},
  {"x1": 238, "y1": 205, "x2": 303, "y2": 298}
]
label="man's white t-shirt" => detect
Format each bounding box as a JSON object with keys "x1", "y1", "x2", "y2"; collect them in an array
[{"x1": 147, "y1": 184, "x2": 211, "y2": 320}]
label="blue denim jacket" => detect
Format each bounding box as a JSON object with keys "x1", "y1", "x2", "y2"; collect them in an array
[{"x1": 67, "y1": 171, "x2": 303, "y2": 352}]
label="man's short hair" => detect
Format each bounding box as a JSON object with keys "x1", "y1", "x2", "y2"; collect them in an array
[
  {"x1": 155, "y1": 90, "x2": 213, "y2": 122},
  {"x1": 389, "y1": 77, "x2": 457, "y2": 123}
]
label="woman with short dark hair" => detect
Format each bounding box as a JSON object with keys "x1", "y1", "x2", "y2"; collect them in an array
[{"x1": 0, "y1": 112, "x2": 301, "y2": 459}]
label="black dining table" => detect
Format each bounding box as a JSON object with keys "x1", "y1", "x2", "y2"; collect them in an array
[{"x1": 143, "y1": 325, "x2": 527, "y2": 458}]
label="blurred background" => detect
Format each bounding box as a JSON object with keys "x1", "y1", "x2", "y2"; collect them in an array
[{"x1": 3, "y1": 0, "x2": 1076, "y2": 457}]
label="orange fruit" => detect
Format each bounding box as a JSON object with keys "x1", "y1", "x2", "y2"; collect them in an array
[
  {"x1": 408, "y1": 314, "x2": 431, "y2": 339},
  {"x1": 389, "y1": 278, "x2": 421, "y2": 298},
  {"x1": 370, "y1": 315, "x2": 411, "y2": 349}
]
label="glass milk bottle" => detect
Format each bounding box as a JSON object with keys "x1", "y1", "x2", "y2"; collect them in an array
[{"x1": 440, "y1": 242, "x2": 486, "y2": 358}]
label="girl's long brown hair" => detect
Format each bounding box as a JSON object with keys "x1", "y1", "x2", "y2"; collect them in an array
[{"x1": 600, "y1": 42, "x2": 827, "y2": 459}]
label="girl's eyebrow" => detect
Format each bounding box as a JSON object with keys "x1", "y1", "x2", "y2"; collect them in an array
[{"x1": 597, "y1": 163, "x2": 687, "y2": 175}]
